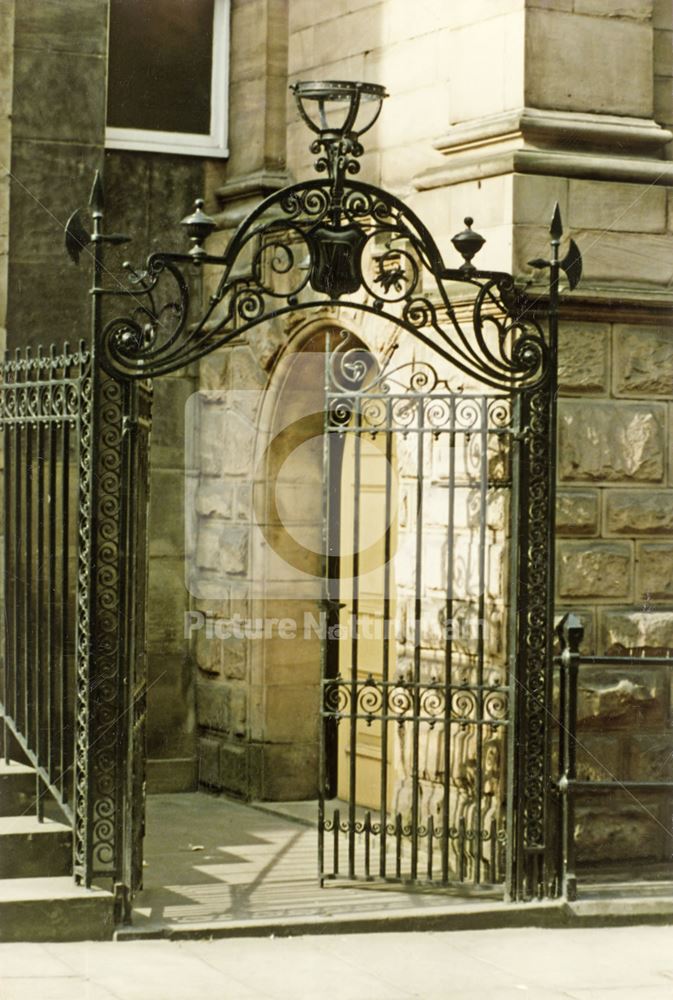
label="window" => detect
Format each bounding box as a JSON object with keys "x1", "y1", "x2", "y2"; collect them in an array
[{"x1": 106, "y1": 0, "x2": 229, "y2": 158}]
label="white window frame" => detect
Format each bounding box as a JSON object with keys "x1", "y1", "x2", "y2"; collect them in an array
[{"x1": 105, "y1": 0, "x2": 230, "y2": 158}]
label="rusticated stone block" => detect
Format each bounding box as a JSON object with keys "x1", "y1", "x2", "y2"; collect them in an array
[
  {"x1": 627, "y1": 734, "x2": 673, "y2": 782},
  {"x1": 197, "y1": 736, "x2": 221, "y2": 788},
  {"x1": 222, "y1": 638, "x2": 247, "y2": 681},
  {"x1": 195, "y1": 481, "x2": 234, "y2": 520},
  {"x1": 614, "y1": 326, "x2": 673, "y2": 396},
  {"x1": 605, "y1": 490, "x2": 673, "y2": 535},
  {"x1": 601, "y1": 608, "x2": 673, "y2": 654},
  {"x1": 558, "y1": 401, "x2": 665, "y2": 482},
  {"x1": 195, "y1": 627, "x2": 222, "y2": 675},
  {"x1": 558, "y1": 323, "x2": 609, "y2": 393},
  {"x1": 575, "y1": 735, "x2": 620, "y2": 782},
  {"x1": 218, "y1": 744, "x2": 249, "y2": 797},
  {"x1": 575, "y1": 798, "x2": 664, "y2": 863},
  {"x1": 577, "y1": 667, "x2": 665, "y2": 727},
  {"x1": 638, "y1": 543, "x2": 673, "y2": 599},
  {"x1": 555, "y1": 490, "x2": 599, "y2": 535},
  {"x1": 196, "y1": 679, "x2": 246, "y2": 736},
  {"x1": 557, "y1": 542, "x2": 631, "y2": 598}
]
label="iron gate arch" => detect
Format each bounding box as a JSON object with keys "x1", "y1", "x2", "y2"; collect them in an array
[{"x1": 1, "y1": 80, "x2": 582, "y2": 911}]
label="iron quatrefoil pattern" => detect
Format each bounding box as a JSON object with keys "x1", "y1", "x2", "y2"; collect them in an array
[{"x1": 65, "y1": 80, "x2": 581, "y2": 391}]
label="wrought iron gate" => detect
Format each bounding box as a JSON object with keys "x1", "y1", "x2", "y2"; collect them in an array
[
  {"x1": 319, "y1": 346, "x2": 514, "y2": 889},
  {"x1": 0, "y1": 78, "x2": 582, "y2": 912}
]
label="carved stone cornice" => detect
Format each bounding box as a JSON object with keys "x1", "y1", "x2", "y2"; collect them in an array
[{"x1": 416, "y1": 108, "x2": 673, "y2": 190}]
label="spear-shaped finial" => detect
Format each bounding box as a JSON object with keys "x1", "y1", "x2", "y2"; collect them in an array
[
  {"x1": 527, "y1": 203, "x2": 582, "y2": 290},
  {"x1": 89, "y1": 169, "x2": 104, "y2": 216}
]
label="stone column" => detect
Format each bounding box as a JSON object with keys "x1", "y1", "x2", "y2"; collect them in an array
[{"x1": 411, "y1": 0, "x2": 673, "y2": 872}]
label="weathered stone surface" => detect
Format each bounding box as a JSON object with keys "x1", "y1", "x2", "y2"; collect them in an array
[
  {"x1": 558, "y1": 401, "x2": 665, "y2": 482},
  {"x1": 575, "y1": 800, "x2": 664, "y2": 863},
  {"x1": 197, "y1": 679, "x2": 232, "y2": 733},
  {"x1": 577, "y1": 667, "x2": 665, "y2": 727},
  {"x1": 613, "y1": 325, "x2": 673, "y2": 396},
  {"x1": 146, "y1": 653, "x2": 195, "y2": 760},
  {"x1": 195, "y1": 481, "x2": 234, "y2": 520},
  {"x1": 575, "y1": 735, "x2": 620, "y2": 782},
  {"x1": 558, "y1": 323, "x2": 609, "y2": 393},
  {"x1": 148, "y1": 559, "x2": 188, "y2": 649},
  {"x1": 557, "y1": 542, "x2": 631, "y2": 598},
  {"x1": 151, "y1": 376, "x2": 195, "y2": 470},
  {"x1": 264, "y1": 684, "x2": 320, "y2": 743},
  {"x1": 258, "y1": 741, "x2": 320, "y2": 800},
  {"x1": 15, "y1": 0, "x2": 108, "y2": 54},
  {"x1": 12, "y1": 49, "x2": 106, "y2": 143},
  {"x1": 573, "y1": 0, "x2": 654, "y2": 18},
  {"x1": 605, "y1": 489, "x2": 673, "y2": 534},
  {"x1": 197, "y1": 736, "x2": 221, "y2": 788},
  {"x1": 627, "y1": 734, "x2": 673, "y2": 782},
  {"x1": 220, "y1": 525, "x2": 249, "y2": 575},
  {"x1": 195, "y1": 627, "x2": 222, "y2": 675},
  {"x1": 637, "y1": 543, "x2": 673, "y2": 599},
  {"x1": 218, "y1": 743, "x2": 250, "y2": 797},
  {"x1": 555, "y1": 490, "x2": 599, "y2": 535},
  {"x1": 601, "y1": 608, "x2": 673, "y2": 654},
  {"x1": 569, "y1": 181, "x2": 666, "y2": 234},
  {"x1": 525, "y1": 10, "x2": 652, "y2": 117},
  {"x1": 149, "y1": 468, "x2": 184, "y2": 558}
]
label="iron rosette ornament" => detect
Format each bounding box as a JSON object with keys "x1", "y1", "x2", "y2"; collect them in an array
[{"x1": 66, "y1": 81, "x2": 580, "y2": 389}]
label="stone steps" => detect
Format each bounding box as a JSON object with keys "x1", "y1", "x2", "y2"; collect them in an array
[
  {"x1": 0, "y1": 753, "x2": 115, "y2": 940},
  {"x1": 0, "y1": 876, "x2": 114, "y2": 942},
  {"x1": 0, "y1": 759, "x2": 37, "y2": 815}
]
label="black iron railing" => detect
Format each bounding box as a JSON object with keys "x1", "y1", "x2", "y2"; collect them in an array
[
  {"x1": 555, "y1": 615, "x2": 673, "y2": 899},
  {"x1": 0, "y1": 342, "x2": 92, "y2": 822}
]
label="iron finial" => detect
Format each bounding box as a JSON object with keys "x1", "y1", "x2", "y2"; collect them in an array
[
  {"x1": 180, "y1": 198, "x2": 217, "y2": 258},
  {"x1": 89, "y1": 170, "x2": 104, "y2": 215},
  {"x1": 550, "y1": 202, "x2": 563, "y2": 242},
  {"x1": 451, "y1": 217, "x2": 486, "y2": 273}
]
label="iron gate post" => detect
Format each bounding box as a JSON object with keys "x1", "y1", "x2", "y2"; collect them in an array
[{"x1": 69, "y1": 174, "x2": 151, "y2": 895}]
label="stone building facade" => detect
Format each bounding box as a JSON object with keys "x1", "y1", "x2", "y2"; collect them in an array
[{"x1": 0, "y1": 0, "x2": 672, "y2": 871}]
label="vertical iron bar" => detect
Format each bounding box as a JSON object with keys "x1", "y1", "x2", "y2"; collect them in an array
[
  {"x1": 348, "y1": 397, "x2": 362, "y2": 879},
  {"x1": 3, "y1": 354, "x2": 12, "y2": 760},
  {"x1": 333, "y1": 806, "x2": 340, "y2": 876},
  {"x1": 34, "y1": 348, "x2": 45, "y2": 821},
  {"x1": 59, "y1": 386, "x2": 70, "y2": 802},
  {"x1": 505, "y1": 396, "x2": 523, "y2": 900},
  {"x1": 24, "y1": 349, "x2": 33, "y2": 750},
  {"x1": 379, "y1": 397, "x2": 393, "y2": 877},
  {"x1": 442, "y1": 398, "x2": 456, "y2": 882},
  {"x1": 47, "y1": 348, "x2": 57, "y2": 783},
  {"x1": 364, "y1": 810, "x2": 371, "y2": 879},
  {"x1": 410, "y1": 398, "x2": 424, "y2": 880},
  {"x1": 427, "y1": 814, "x2": 434, "y2": 881},
  {"x1": 395, "y1": 811, "x2": 402, "y2": 879},
  {"x1": 474, "y1": 396, "x2": 488, "y2": 884},
  {"x1": 13, "y1": 352, "x2": 22, "y2": 739}
]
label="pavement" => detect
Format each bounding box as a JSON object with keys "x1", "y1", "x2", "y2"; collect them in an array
[
  {"x1": 123, "y1": 793, "x2": 673, "y2": 939},
  {"x1": 1, "y1": 924, "x2": 673, "y2": 999}
]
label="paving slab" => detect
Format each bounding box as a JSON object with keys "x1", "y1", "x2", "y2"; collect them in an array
[{"x1": 0, "y1": 926, "x2": 666, "y2": 1000}]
